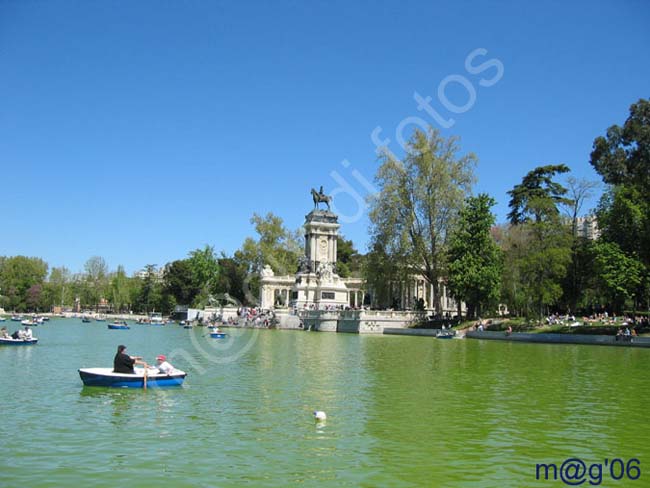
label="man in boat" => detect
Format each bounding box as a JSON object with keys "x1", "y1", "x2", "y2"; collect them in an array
[
  {"x1": 23, "y1": 326, "x2": 33, "y2": 340},
  {"x1": 155, "y1": 354, "x2": 176, "y2": 375},
  {"x1": 1, "y1": 327, "x2": 9, "y2": 339},
  {"x1": 113, "y1": 345, "x2": 146, "y2": 374}
]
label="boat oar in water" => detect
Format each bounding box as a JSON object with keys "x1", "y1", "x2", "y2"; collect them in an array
[{"x1": 143, "y1": 363, "x2": 148, "y2": 390}]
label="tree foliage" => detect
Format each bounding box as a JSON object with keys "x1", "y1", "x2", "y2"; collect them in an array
[
  {"x1": 447, "y1": 194, "x2": 502, "y2": 318},
  {"x1": 368, "y1": 128, "x2": 476, "y2": 311},
  {"x1": 507, "y1": 164, "x2": 572, "y2": 224}
]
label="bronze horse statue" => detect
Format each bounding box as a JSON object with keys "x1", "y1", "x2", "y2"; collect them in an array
[{"x1": 311, "y1": 187, "x2": 331, "y2": 211}]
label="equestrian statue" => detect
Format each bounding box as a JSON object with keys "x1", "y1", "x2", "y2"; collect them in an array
[{"x1": 311, "y1": 186, "x2": 332, "y2": 211}]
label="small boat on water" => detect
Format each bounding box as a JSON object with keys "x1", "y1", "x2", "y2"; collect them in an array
[
  {"x1": 11, "y1": 316, "x2": 23, "y2": 322},
  {"x1": 0, "y1": 337, "x2": 38, "y2": 346},
  {"x1": 210, "y1": 332, "x2": 227, "y2": 339},
  {"x1": 149, "y1": 312, "x2": 165, "y2": 326},
  {"x1": 107, "y1": 321, "x2": 130, "y2": 330},
  {"x1": 95, "y1": 315, "x2": 106, "y2": 322},
  {"x1": 0, "y1": 317, "x2": 6, "y2": 322},
  {"x1": 78, "y1": 367, "x2": 186, "y2": 388},
  {"x1": 436, "y1": 332, "x2": 455, "y2": 339},
  {"x1": 81, "y1": 316, "x2": 92, "y2": 323},
  {"x1": 21, "y1": 319, "x2": 40, "y2": 326}
]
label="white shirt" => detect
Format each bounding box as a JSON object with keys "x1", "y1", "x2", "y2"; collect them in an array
[
  {"x1": 157, "y1": 361, "x2": 175, "y2": 374},
  {"x1": 24, "y1": 328, "x2": 33, "y2": 340}
]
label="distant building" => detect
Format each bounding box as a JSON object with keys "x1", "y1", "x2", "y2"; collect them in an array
[
  {"x1": 576, "y1": 215, "x2": 600, "y2": 240},
  {"x1": 135, "y1": 267, "x2": 165, "y2": 281}
]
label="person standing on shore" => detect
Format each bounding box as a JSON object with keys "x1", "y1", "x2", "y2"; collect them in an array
[{"x1": 113, "y1": 345, "x2": 145, "y2": 374}]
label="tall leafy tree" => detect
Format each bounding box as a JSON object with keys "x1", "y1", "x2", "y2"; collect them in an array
[
  {"x1": 336, "y1": 236, "x2": 361, "y2": 278},
  {"x1": 187, "y1": 246, "x2": 220, "y2": 307},
  {"x1": 504, "y1": 167, "x2": 573, "y2": 317},
  {"x1": 592, "y1": 241, "x2": 644, "y2": 313},
  {"x1": 368, "y1": 128, "x2": 476, "y2": 312},
  {"x1": 447, "y1": 194, "x2": 502, "y2": 319},
  {"x1": 84, "y1": 256, "x2": 108, "y2": 311},
  {"x1": 507, "y1": 164, "x2": 572, "y2": 224},
  {"x1": 590, "y1": 98, "x2": 650, "y2": 311}
]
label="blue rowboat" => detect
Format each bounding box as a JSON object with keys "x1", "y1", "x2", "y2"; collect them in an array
[
  {"x1": 183, "y1": 325, "x2": 193, "y2": 329},
  {"x1": 78, "y1": 368, "x2": 186, "y2": 388},
  {"x1": 210, "y1": 332, "x2": 227, "y2": 339},
  {"x1": 107, "y1": 323, "x2": 130, "y2": 330},
  {"x1": 436, "y1": 333, "x2": 455, "y2": 339},
  {"x1": 0, "y1": 337, "x2": 38, "y2": 346}
]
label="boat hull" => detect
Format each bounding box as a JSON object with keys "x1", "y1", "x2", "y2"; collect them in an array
[
  {"x1": 0, "y1": 338, "x2": 38, "y2": 346},
  {"x1": 78, "y1": 368, "x2": 186, "y2": 388},
  {"x1": 210, "y1": 333, "x2": 227, "y2": 338},
  {"x1": 107, "y1": 324, "x2": 130, "y2": 330}
]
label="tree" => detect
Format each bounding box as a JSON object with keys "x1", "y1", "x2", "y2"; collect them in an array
[
  {"x1": 504, "y1": 167, "x2": 573, "y2": 318},
  {"x1": 84, "y1": 256, "x2": 108, "y2": 311},
  {"x1": 187, "y1": 246, "x2": 220, "y2": 307},
  {"x1": 42, "y1": 266, "x2": 72, "y2": 310},
  {"x1": 368, "y1": 128, "x2": 476, "y2": 312},
  {"x1": 236, "y1": 212, "x2": 302, "y2": 304},
  {"x1": 109, "y1": 265, "x2": 131, "y2": 312},
  {"x1": 507, "y1": 164, "x2": 572, "y2": 224},
  {"x1": 136, "y1": 264, "x2": 164, "y2": 313},
  {"x1": 163, "y1": 259, "x2": 198, "y2": 306},
  {"x1": 592, "y1": 241, "x2": 644, "y2": 313},
  {"x1": 560, "y1": 177, "x2": 600, "y2": 311},
  {"x1": 590, "y1": 98, "x2": 650, "y2": 191},
  {"x1": 447, "y1": 194, "x2": 502, "y2": 319},
  {"x1": 590, "y1": 98, "x2": 650, "y2": 311},
  {"x1": 0, "y1": 256, "x2": 48, "y2": 311},
  {"x1": 336, "y1": 236, "x2": 361, "y2": 278}
]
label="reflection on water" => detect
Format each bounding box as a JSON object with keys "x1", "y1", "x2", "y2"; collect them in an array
[{"x1": 1, "y1": 320, "x2": 649, "y2": 487}]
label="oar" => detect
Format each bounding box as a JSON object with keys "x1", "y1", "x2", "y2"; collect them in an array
[{"x1": 143, "y1": 362, "x2": 148, "y2": 390}]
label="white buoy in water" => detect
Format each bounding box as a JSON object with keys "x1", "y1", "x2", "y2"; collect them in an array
[{"x1": 313, "y1": 410, "x2": 327, "y2": 421}]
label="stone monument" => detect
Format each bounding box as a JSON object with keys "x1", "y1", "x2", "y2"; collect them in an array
[{"x1": 290, "y1": 187, "x2": 348, "y2": 309}]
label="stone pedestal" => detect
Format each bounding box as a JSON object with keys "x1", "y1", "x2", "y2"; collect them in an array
[{"x1": 291, "y1": 209, "x2": 348, "y2": 311}]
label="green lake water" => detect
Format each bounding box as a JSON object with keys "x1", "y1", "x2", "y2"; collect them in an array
[{"x1": 0, "y1": 318, "x2": 648, "y2": 487}]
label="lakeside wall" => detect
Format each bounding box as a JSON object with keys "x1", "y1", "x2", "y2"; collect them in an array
[
  {"x1": 298, "y1": 309, "x2": 424, "y2": 333},
  {"x1": 466, "y1": 331, "x2": 650, "y2": 348}
]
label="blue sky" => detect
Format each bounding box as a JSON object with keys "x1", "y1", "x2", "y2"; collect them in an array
[{"x1": 1, "y1": 0, "x2": 649, "y2": 274}]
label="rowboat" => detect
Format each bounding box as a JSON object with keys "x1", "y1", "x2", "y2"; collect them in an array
[
  {"x1": 107, "y1": 322, "x2": 130, "y2": 330},
  {"x1": 436, "y1": 333, "x2": 455, "y2": 339},
  {"x1": 0, "y1": 337, "x2": 38, "y2": 346},
  {"x1": 81, "y1": 317, "x2": 92, "y2": 323},
  {"x1": 78, "y1": 367, "x2": 186, "y2": 388},
  {"x1": 210, "y1": 332, "x2": 227, "y2": 339}
]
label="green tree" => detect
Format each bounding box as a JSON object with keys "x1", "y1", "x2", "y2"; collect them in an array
[
  {"x1": 187, "y1": 246, "x2": 220, "y2": 307},
  {"x1": 590, "y1": 98, "x2": 650, "y2": 192},
  {"x1": 136, "y1": 264, "x2": 164, "y2": 313},
  {"x1": 447, "y1": 194, "x2": 502, "y2": 319},
  {"x1": 507, "y1": 164, "x2": 572, "y2": 224},
  {"x1": 42, "y1": 266, "x2": 72, "y2": 310},
  {"x1": 336, "y1": 236, "x2": 361, "y2": 278},
  {"x1": 236, "y1": 212, "x2": 302, "y2": 304},
  {"x1": 590, "y1": 98, "x2": 650, "y2": 311},
  {"x1": 163, "y1": 259, "x2": 198, "y2": 306},
  {"x1": 368, "y1": 128, "x2": 476, "y2": 311},
  {"x1": 592, "y1": 241, "x2": 644, "y2": 313},
  {"x1": 109, "y1": 265, "x2": 131, "y2": 312},
  {"x1": 0, "y1": 256, "x2": 49, "y2": 312},
  {"x1": 84, "y1": 256, "x2": 108, "y2": 311},
  {"x1": 504, "y1": 167, "x2": 573, "y2": 318}
]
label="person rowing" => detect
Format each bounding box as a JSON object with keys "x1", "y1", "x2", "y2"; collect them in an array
[{"x1": 113, "y1": 344, "x2": 146, "y2": 374}]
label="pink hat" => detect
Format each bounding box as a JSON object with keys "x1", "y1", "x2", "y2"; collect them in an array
[{"x1": 156, "y1": 355, "x2": 166, "y2": 361}]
